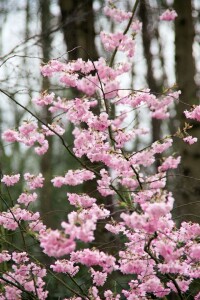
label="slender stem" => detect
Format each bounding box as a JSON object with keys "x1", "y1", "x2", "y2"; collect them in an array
[
  {"x1": 122, "y1": 149, "x2": 143, "y2": 190},
  {"x1": 111, "y1": 185, "x2": 127, "y2": 203},
  {"x1": 144, "y1": 233, "x2": 185, "y2": 300},
  {"x1": 0, "y1": 274, "x2": 38, "y2": 299},
  {"x1": 66, "y1": 272, "x2": 89, "y2": 299},
  {"x1": 109, "y1": 0, "x2": 140, "y2": 67}
]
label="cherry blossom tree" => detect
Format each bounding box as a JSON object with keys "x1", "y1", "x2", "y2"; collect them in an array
[{"x1": 0, "y1": 1, "x2": 200, "y2": 299}]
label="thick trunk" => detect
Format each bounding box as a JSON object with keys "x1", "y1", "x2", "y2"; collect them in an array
[
  {"x1": 59, "y1": 0, "x2": 98, "y2": 61},
  {"x1": 40, "y1": 0, "x2": 54, "y2": 228},
  {"x1": 173, "y1": 0, "x2": 199, "y2": 224},
  {"x1": 139, "y1": 0, "x2": 161, "y2": 144},
  {"x1": 139, "y1": 0, "x2": 162, "y2": 172}
]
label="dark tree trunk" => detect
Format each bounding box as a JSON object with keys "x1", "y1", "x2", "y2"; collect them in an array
[
  {"x1": 40, "y1": 0, "x2": 54, "y2": 228},
  {"x1": 59, "y1": 0, "x2": 98, "y2": 60},
  {"x1": 139, "y1": 0, "x2": 162, "y2": 172},
  {"x1": 139, "y1": 0, "x2": 162, "y2": 144},
  {"x1": 173, "y1": 0, "x2": 199, "y2": 224}
]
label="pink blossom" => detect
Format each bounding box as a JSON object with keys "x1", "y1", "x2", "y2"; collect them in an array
[
  {"x1": 2, "y1": 258, "x2": 48, "y2": 300},
  {"x1": 104, "y1": 81, "x2": 119, "y2": 99},
  {"x1": 152, "y1": 138, "x2": 173, "y2": 153},
  {"x1": 104, "y1": 5, "x2": 132, "y2": 23},
  {"x1": 33, "y1": 92, "x2": 54, "y2": 106},
  {"x1": 52, "y1": 169, "x2": 95, "y2": 187},
  {"x1": 51, "y1": 176, "x2": 66, "y2": 187},
  {"x1": 67, "y1": 193, "x2": 96, "y2": 208},
  {"x1": 114, "y1": 130, "x2": 134, "y2": 148},
  {"x1": 131, "y1": 20, "x2": 142, "y2": 32},
  {"x1": 17, "y1": 192, "x2": 38, "y2": 206},
  {"x1": 156, "y1": 241, "x2": 175, "y2": 262},
  {"x1": 1, "y1": 174, "x2": 20, "y2": 186},
  {"x1": 24, "y1": 173, "x2": 44, "y2": 189},
  {"x1": 2, "y1": 129, "x2": 18, "y2": 142},
  {"x1": 145, "y1": 202, "x2": 170, "y2": 219},
  {"x1": 184, "y1": 108, "x2": 196, "y2": 120},
  {"x1": 76, "y1": 75, "x2": 98, "y2": 96},
  {"x1": 159, "y1": 9, "x2": 177, "y2": 21},
  {"x1": 42, "y1": 123, "x2": 65, "y2": 136},
  {"x1": 195, "y1": 292, "x2": 200, "y2": 300},
  {"x1": 12, "y1": 252, "x2": 29, "y2": 263},
  {"x1": 64, "y1": 169, "x2": 95, "y2": 185},
  {"x1": 40, "y1": 60, "x2": 64, "y2": 77},
  {"x1": 91, "y1": 268, "x2": 107, "y2": 286},
  {"x1": 40, "y1": 230, "x2": 75, "y2": 257},
  {"x1": 19, "y1": 122, "x2": 38, "y2": 136},
  {"x1": 158, "y1": 156, "x2": 181, "y2": 172},
  {"x1": 51, "y1": 260, "x2": 79, "y2": 276},
  {"x1": 29, "y1": 220, "x2": 46, "y2": 233},
  {"x1": 71, "y1": 249, "x2": 117, "y2": 273},
  {"x1": 88, "y1": 112, "x2": 111, "y2": 131},
  {"x1": 0, "y1": 251, "x2": 11, "y2": 263},
  {"x1": 35, "y1": 139, "x2": 49, "y2": 155},
  {"x1": 4, "y1": 286, "x2": 22, "y2": 300},
  {"x1": 100, "y1": 31, "x2": 135, "y2": 57},
  {"x1": 97, "y1": 169, "x2": 115, "y2": 196},
  {"x1": 183, "y1": 136, "x2": 198, "y2": 144},
  {"x1": 189, "y1": 244, "x2": 200, "y2": 261},
  {"x1": 167, "y1": 279, "x2": 191, "y2": 293},
  {"x1": 104, "y1": 290, "x2": 120, "y2": 300}
]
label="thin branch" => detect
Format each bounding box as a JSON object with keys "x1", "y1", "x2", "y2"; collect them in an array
[
  {"x1": 144, "y1": 233, "x2": 185, "y2": 300},
  {"x1": 109, "y1": 0, "x2": 140, "y2": 67}
]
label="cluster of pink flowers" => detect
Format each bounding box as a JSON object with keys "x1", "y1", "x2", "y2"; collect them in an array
[
  {"x1": 100, "y1": 31, "x2": 135, "y2": 57},
  {"x1": 185, "y1": 105, "x2": 200, "y2": 121},
  {"x1": 0, "y1": 251, "x2": 47, "y2": 300},
  {"x1": 0, "y1": 205, "x2": 40, "y2": 230},
  {"x1": 1, "y1": 174, "x2": 20, "y2": 186},
  {"x1": 0, "y1": 1, "x2": 199, "y2": 300},
  {"x1": 104, "y1": 2, "x2": 132, "y2": 23},
  {"x1": 117, "y1": 90, "x2": 181, "y2": 119},
  {"x1": 17, "y1": 192, "x2": 38, "y2": 206},
  {"x1": 24, "y1": 172, "x2": 44, "y2": 189},
  {"x1": 2, "y1": 119, "x2": 65, "y2": 156},
  {"x1": 183, "y1": 136, "x2": 198, "y2": 144},
  {"x1": 51, "y1": 169, "x2": 95, "y2": 187},
  {"x1": 159, "y1": 9, "x2": 178, "y2": 21},
  {"x1": 104, "y1": 0, "x2": 142, "y2": 33}
]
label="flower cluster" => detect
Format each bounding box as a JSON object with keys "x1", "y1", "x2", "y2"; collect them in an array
[
  {"x1": 159, "y1": 9, "x2": 178, "y2": 21},
  {"x1": 0, "y1": 252, "x2": 47, "y2": 300},
  {"x1": 2, "y1": 119, "x2": 65, "y2": 155}
]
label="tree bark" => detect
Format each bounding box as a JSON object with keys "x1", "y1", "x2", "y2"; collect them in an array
[
  {"x1": 59, "y1": 0, "x2": 98, "y2": 61},
  {"x1": 173, "y1": 0, "x2": 199, "y2": 224},
  {"x1": 139, "y1": 0, "x2": 162, "y2": 144},
  {"x1": 139, "y1": 0, "x2": 162, "y2": 172},
  {"x1": 40, "y1": 0, "x2": 54, "y2": 228}
]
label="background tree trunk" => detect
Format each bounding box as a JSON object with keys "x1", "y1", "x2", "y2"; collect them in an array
[
  {"x1": 139, "y1": 0, "x2": 162, "y2": 145},
  {"x1": 59, "y1": 0, "x2": 98, "y2": 60},
  {"x1": 40, "y1": 0, "x2": 54, "y2": 228},
  {"x1": 173, "y1": 0, "x2": 200, "y2": 224}
]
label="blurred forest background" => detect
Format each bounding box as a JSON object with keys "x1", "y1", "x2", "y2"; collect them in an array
[{"x1": 0, "y1": 0, "x2": 200, "y2": 231}]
